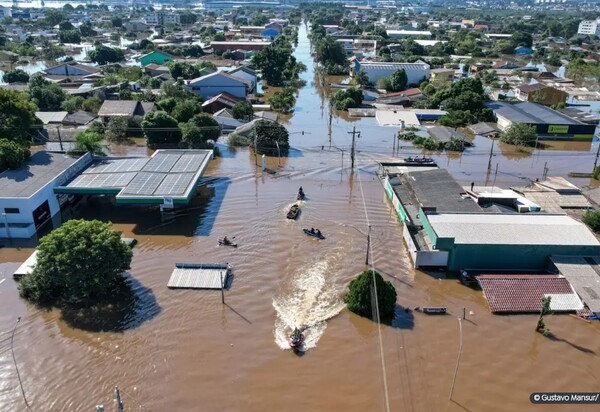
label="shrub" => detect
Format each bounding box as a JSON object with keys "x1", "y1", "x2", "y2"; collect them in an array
[
  {"x1": 583, "y1": 210, "x2": 600, "y2": 233},
  {"x1": 345, "y1": 270, "x2": 397, "y2": 322},
  {"x1": 228, "y1": 133, "x2": 251, "y2": 147}
]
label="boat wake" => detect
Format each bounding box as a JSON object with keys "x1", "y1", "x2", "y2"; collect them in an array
[{"x1": 273, "y1": 260, "x2": 345, "y2": 351}]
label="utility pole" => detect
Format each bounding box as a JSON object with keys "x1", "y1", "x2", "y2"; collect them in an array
[
  {"x1": 254, "y1": 134, "x2": 258, "y2": 166},
  {"x1": 594, "y1": 141, "x2": 600, "y2": 173},
  {"x1": 365, "y1": 224, "x2": 372, "y2": 265},
  {"x1": 349, "y1": 126, "x2": 360, "y2": 169},
  {"x1": 487, "y1": 136, "x2": 494, "y2": 172},
  {"x1": 57, "y1": 127, "x2": 64, "y2": 152},
  {"x1": 449, "y1": 317, "x2": 463, "y2": 401},
  {"x1": 115, "y1": 386, "x2": 123, "y2": 412},
  {"x1": 328, "y1": 102, "x2": 333, "y2": 147}
]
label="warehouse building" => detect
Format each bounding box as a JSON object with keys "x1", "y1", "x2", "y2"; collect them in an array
[
  {"x1": 352, "y1": 60, "x2": 430, "y2": 85},
  {"x1": 487, "y1": 101, "x2": 597, "y2": 141}
]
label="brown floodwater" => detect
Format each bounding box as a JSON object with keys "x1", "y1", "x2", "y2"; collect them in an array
[{"x1": 2, "y1": 23, "x2": 600, "y2": 412}]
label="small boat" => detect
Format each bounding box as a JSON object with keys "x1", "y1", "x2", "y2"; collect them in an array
[
  {"x1": 459, "y1": 270, "x2": 478, "y2": 287},
  {"x1": 405, "y1": 156, "x2": 434, "y2": 164},
  {"x1": 218, "y1": 239, "x2": 237, "y2": 247},
  {"x1": 288, "y1": 332, "x2": 304, "y2": 349},
  {"x1": 303, "y1": 229, "x2": 325, "y2": 239},
  {"x1": 415, "y1": 307, "x2": 447, "y2": 314},
  {"x1": 287, "y1": 204, "x2": 300, "y2": 220}
]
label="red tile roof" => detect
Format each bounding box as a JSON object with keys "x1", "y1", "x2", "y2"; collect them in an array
[{"x1": 477, "y1": 274, "x2": 577, "y2": 313}]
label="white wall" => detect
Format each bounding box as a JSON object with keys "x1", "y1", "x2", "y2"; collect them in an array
[{"x1": 0, "y1": 153, "x2": 92, "y2": 239}]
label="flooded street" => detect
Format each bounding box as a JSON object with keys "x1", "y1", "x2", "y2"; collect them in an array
[{"x1": 1, "y1": 23, "x2": 600, "y2": 412}]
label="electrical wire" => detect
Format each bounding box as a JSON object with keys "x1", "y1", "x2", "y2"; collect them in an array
[
  {"x1": 353, "y1": 149, "x2": 391, "y2": 412},
  {"x1": 11, "y1": 317, "x2": 32, "y2": 412}
]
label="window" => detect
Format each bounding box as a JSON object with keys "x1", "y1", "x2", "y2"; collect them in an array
[{"x1": 4, "y1": 208, "x2": 19, "y2": 214}]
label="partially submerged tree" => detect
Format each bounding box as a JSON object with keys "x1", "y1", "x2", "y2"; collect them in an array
[
  {"x1": 142, "y1": 111, "x2": 181, "y2": 148},
  {"x1": 500, "y1": 123, "x2": 537, "y2": 147},
  {"x1": 70, "y1": 130, "x2": 106, "y2": 156},
  {"x1": 232, "y1": 101, "x2": 253, "y2": 121},
  {"x1": 536, "y1": 296, "x2": 552, "y2": 336},
  {"x1": 3, "y1": 69, "x2": 29, "y2": 84},
  {"x1": 19, "y1": 219, "x2": 133, "y2": 307},
  {"x1": 254, "y1": 120, "x2": 289, "y2": 155},
  {"x1": 345, "y1": 270, "x2": 397, "y2": 322}
]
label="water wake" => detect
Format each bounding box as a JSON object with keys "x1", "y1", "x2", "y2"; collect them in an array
[{"x1": 273, "y1": 260, "x2": 345, "y2": 351}]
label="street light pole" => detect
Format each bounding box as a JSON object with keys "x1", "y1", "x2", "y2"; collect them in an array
[{"x1": 365, "y1": 224, "x2": 371, "y2": 265}]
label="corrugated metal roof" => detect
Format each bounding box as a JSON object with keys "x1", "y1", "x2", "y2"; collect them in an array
[
  {"x1": 426, "y1": 213, "x2": 600, "y2": 246},
  {"x1": 551, "y1": 255, "x2": 600, "y2": 315},
  {"x1": 486, "y1": 101, "x2": 582, "y2": 125},
  {"x1": 35, "y1": 111, "x2": 68, "y2": 125},
  {"x1": 167, "y1": 263, "x2": 230, "y2": 289},
  {"x1": 477, "y1": 274, "x2": 581, "y2": 313}
]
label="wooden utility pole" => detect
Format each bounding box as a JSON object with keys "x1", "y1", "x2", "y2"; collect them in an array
[
  {"x1": 449, "y1": 317, "x2": 463, "y2": 401},
  {"x1": 57, "y1": 127, "x2": 64, "y2": 152},
  {"x1": 349, "y1": 126, "x2": 360, "y2": 169},
  {"x1": 487, "y1": 137, "x2": 494, "y2": 172}
]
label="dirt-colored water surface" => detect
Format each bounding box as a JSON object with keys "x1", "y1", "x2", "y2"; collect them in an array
[{"x1": 1, "y1": 23, "x2": 600, "y2": 412}]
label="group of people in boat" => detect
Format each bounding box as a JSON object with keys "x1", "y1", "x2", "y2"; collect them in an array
[{"x1": 309, "y1": 227, "x2": 322, "y2": 237}]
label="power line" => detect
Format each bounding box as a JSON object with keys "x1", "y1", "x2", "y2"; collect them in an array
[
  {"x1": 10, "y1": 317, "x2": 32, "y2": 412},
  {"x1": 354, "y1": 148, "x2": 391, "y2": 412}
]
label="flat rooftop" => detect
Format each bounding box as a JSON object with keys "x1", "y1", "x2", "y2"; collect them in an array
[
  {"x1": 0, "y1": 151, "x2": 79, "y2": 198},
  {"x1": 55, "y1": 150, "x2": 213, "y2": 204},
  {"x1": 486, "y1": 101, "x2": 583, "y2": 125},
  {"x1": 551, "y1": 255, "x2": 600, "y2": 315},
  {"x1": 401, "y1": 169, "x2": 485, "y2": 214},
  {"x1": 426, "y1": 213, "x2": 600, "y2": 246}
]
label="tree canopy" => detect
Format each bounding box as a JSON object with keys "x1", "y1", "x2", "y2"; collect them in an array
[
  {"x1": 315, "y1": 36, "x2": 348, "y2": 74},
  {"x1": 88, "y1": 45, "x2": 124, "y2": 65},
  {"x1": 29, "y1": 75, "x2": 67, "y2": 111},
  {"x1": 180, "y1": 113, "x2": 220, "y2": 149},
  {"x1": 331, "y1": 87, "x2": 363, "y2": 111},
  {"x1": 0, "y1": 139, "x2": 30, "y2": 171},
  {"x1": 0, "y1": 88, "x2": 39, "y2": 147},
  {"x1": 3, "y1": 69, "x2": 29, "y2": 84},
  {"x1": 500, "y1": 123, "x2": 537, "y2": 147},
  {"x1": 232, "y1": 101, "x2": 254, "y2": 121},
  {"x1": 19, "y1": 219, "x2": 133, "y2": 307},
  {"x1": 345, "y1": 270, "x2": 397, "y2": 322},
  {"x1": 142, "y1": 111, "x2": 181, "y2": 148},
  {"x1": 254, "y1": 120, "x2": 289, "y2": 155}
]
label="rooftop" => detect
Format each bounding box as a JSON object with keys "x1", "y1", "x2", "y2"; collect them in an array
[
  {"x1": 486, "y1": 101, "x2": 583, "y2": 126},
  {"x1": 426, "y1": 213, "x2": 600, "y2": 246},
  {"x1": 477, "y1": 274, "x2": 582, "y2": 313},
  {"x1": 551, "y1": 255, "x2": 600, "y2": 315},
  {"x1": 56, "y1": 150, "x2": 213, "y2": 204},
  {"x1": 0, "y1": 151, "x2": 80, "y2": 198}
]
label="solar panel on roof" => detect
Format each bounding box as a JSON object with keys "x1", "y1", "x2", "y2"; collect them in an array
[
  {"x1": 121, "y1": 172, "x2": 165, "y2": 195},
  {"x1": 171, "y1": 154, "x2": 207, "y2": 173},
  {"x1": 83, "y1": 158, "x2": 149, "y2": 174},
  {"x1": 155, "y1": 173, "x2": 196, "y2": 195},
  {"x1": 142, "y1": 153, "x2": 181, "y2": 173}
]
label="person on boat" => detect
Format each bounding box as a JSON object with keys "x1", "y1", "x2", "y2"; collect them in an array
[
  {"x1": 299, "y1": 186, "x2": 304, "y2": 195},
  {"x1": 316, "y1": 229, "x2": 322, "y2": 237},
  {"x1": 223, "y1": 236, "x2": 230, "y2": 244},
  {"x1": 292, "y1": 327, "x2": 302, "y2": 341},
  {"x1": 310, "y1": 228, "x2": 315, "y2": 234}
]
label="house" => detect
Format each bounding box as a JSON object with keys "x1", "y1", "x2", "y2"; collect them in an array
[
  {"x1": 0, "y1": 50, "x2": 19, "y2": 62},
  {"x1": 493, "y1": 61, "x2": 519, "y2": 70},
  {"x1": 210, "y1": 41, "x2": 271, "y2": 53},
  {"x1": 228, "y1": 66, "x2": 257, "y2": 92},
  {"x1": 515, "y1": 83, "x2": 568, "y2": 106},
  {"x1": 264, "y1": 22, "x2": 284, "y2": 32},
  {"x1": 514, "y1": 46, "x2": 534, "y2": 55},
  {"x1": 262, "y1": 28, "x2": 280, "y2": 38},
  {"x1": 240, "y1": 26, "x2": 266, "y2": 36},
  {"x1": 44, "y1": 62, "x2": 101, "y2": 77},
  {"x1": 36, "y1": 111, "x2": 68, "y2": 125},
  {"x1": 353, "y1": 61, "x2": 430, "y2": 85},
  {"x1": 386, "y1": 30, "x2": 432, "y2": 39},
  {"x1": 533, "y1": 72, "x2": 558, "y2": 81},
  {"x1": 186, "y1": 71, "x2": 250, "y2": 99},
  {"x1": 97, "y1": 100, "x2": 154, "y2": 122},
  {"x1": 430, "y1": 68, "x2": 454, "y2": 85},
  {"x1": 144, "y1": 63, "x2": 171, "y2": 77},
  {"x1": 201, "y1": 92, "x2": 243, "y2": 114},
  {"x1": 62, "y1": 111, "x2": 97, "y2": 126},
  {"x1": 139, "y1": 50, "x2": 175, "y2": 67},
  {"x1": 124, "y1": 20, "x2": 150, "y2": 32}
]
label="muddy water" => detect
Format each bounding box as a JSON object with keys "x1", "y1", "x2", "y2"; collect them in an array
[{"x1": 2, "y1": 23, "x2": 600, "y2": 412}]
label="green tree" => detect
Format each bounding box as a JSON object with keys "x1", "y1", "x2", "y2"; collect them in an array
[
  {"x1": 315, "y1": 36, "x2": 348, "y2": 74},
  {"x1": 331, "y1": 87, "x2": 363, "y2": 111},
  {"x1": 105, "y1": 117, "x2": 129, "y2": 142},
  {"x1": 142, "y1": 111, "x2": 181, "y2": 148},
  {"x1": 59, "y1": 29, "x2": 82, "y2": 44},
  {"x1": 61, "y1": 96, "x2": 84, "y2": 113},
  {"x1": 344, "y1": 270, "x2": 397, "y2": 322},
  {"x1": 583, "y1": 210, "x2": 600, "y2": 233},
  {"x1": 354, "y1": 69, "x2": 370, "y2": 87},
  {"x1": 0, "y1": 138, "x2": 30, "y2": 171},
  {"x1": 171, "y1": 100, "x2": 201, "y2": 123},
  {"x1": 79, "y1": 21, "x2": 96, "y2": 37},
  {"x1": 18, "y1": 219, "x2": 133, "y2": 307},
  {"x1": 0, "y1": 89, "x2": 39, "y2": 145},
  {"x1": 180, "y1": 113, "x2": 220, "y2": 148},
  {"x1": 88, "y1": 45, "x2": 124, "y2": 65},
  {"x1": 111, "y1": 16, "x2": 123, "y2": 28},
  {"x1": 179, "y1": 12, "x2": 197, "y2": 25},
  {"x1": 254, "y1": 120, "x2": 289, "y2": 154},
  {"x1": 232, "y1": 101, "x2": 253, "y2": 121},
  {"x1": 511, "y1": 32, "x2": 533, "y2": 48},
  {"x1": 389, "y1": 69, "x2": 408, "y2": 92},
  {"x1": 44, "y1": 9, "x2": 66, "y2": 27},
  {"x1": 269, "y1": 87, "x2": 297, "y2": 113},
  {"x1": 29, "y1": 75, "x2": 67, "y2": 111},
  {"x1": 500, "y1": 123, "x2": 537, "y2": 147},
  {"x1": 227, "y1": 133, "x2": 251, "y2": 147},
  {"x1": 3, "y1": 69, "x2": 29, "y2": 84},
  {"x1": 81, "y1": 97, "x2": 103, "y2": 113},
  {"x1": 70, "y1": 130, "x2": 106, "y2": 156},
  {"x1": 252, "y1": 43, "x2": 293, "y2": 86},
  {"x1": 167, "y1": 61, "x2": 200, "y2": 80},
  {"x1": 536, "y1": 296, "x2": 552, "y2": 336}
]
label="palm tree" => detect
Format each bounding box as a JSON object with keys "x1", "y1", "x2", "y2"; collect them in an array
[
  {"x1": 354, "y1": 69, "x2": 370, "y2": 87},
  {"x1": 69, "y1": 131, "x2": 106, "y2": 157}
]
